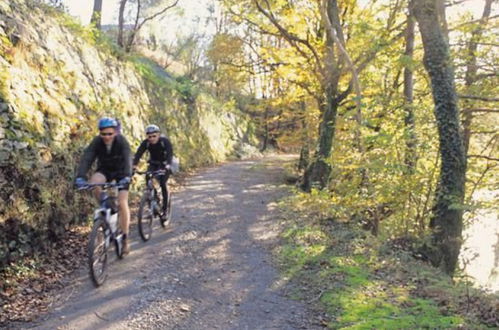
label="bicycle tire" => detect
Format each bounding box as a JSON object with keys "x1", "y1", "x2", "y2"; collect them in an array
[
  {"x1": 138, "y1": 193, "x2": 154, "y2": 241},
  {"x1": 114, "y1": 230, "x2": 124, "y2": 259},
  {"x1": 160, "y1": 191, "x2": 172, "y2": 228},
  {"x1": 88, "y1": 219, "x2": 109, "y2": 287}
]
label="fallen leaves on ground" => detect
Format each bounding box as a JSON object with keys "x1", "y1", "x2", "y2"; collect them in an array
[{"x1": 0, "y1": 226, "x2": 89, "y2": 325}]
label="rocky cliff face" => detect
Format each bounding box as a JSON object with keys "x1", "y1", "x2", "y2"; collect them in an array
[{"x1": 0, "y1": 0, "x2": 256, "y2": 267}]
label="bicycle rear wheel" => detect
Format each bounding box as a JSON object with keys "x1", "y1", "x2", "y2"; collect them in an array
[
  {"x1": 138, "y1": 193, "x2": 154, "y2": 241},
  {"x1": 88, "y1": 219, "x2": 109, "y2": 287}
]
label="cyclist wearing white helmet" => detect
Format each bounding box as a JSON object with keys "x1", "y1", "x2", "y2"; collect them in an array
[
  {"x1": 133, "y1": 124, "x2": 173, "y2": 219},
  {"x1": 75, "y1": 117, "x2": 133, "y2": 254}
]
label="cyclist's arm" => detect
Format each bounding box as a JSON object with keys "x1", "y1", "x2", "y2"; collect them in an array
[
  {"x1": 133, "y1": 140, "x2": 147, "y2": 167},
  {"x1": 164, "y1": 138, "x2": 173, "y2": 165},
  {"x1": 121, "y1": 136, "x2": 133, "y2": 177},
  {"x1": 76, "y1": 137, "x2": 98, "y2": 179}
]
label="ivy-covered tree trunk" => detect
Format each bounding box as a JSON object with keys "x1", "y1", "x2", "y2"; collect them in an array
[
  {"x1": 91, "y1": 0, "x2": 103, "y2": 30},
  {"x1": 412, "y1": 0, "x2": 467, "y2": 275},
  {"x1": 302, "y1": 90, "x2": 338, "y2": 191},
  {"x1": 302, "y1": 0, "x2": 341, "y2": 191}
]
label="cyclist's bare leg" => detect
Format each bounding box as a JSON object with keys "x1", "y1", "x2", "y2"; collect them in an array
[
  {"x1": 159, "y1": 175, "x2": 168, "y2": 212},
  {"x1": 118, "y1": 190, "x2": 130, "y2": 236},
  {"x1": 89, "y1": 172, "x2": 106, "y2": 200}
]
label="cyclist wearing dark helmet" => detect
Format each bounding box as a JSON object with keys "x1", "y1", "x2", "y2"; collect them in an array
[
  {"x1": 133, "y1": 124, "x2": 173, "y2": 219},
  {"x1": 75, "y1": 117, "x2": 133, "y2": 255}
]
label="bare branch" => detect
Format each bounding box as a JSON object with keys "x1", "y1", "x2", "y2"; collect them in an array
[
  {"x1": 226, "y1": 7, "x2": 283, "y2": 38},
  {"x1": 467, "y1": 154, "x2": 499, "y2": 162},
  {"x1": 137, "y1": 0, "x2": 179, "y2": 32},
  {"x1": 449, "y1": 14, "x2": 499, "y2": 31},
  {"x1": 471, "y1": 130, "x2": 498, "y2": 134},
  {"x1": 452, "y1": 41, "x2": 499, "y2": 47},
  {"x1": 218, "y1": 60, "x2": 286, "y2": 75},
  {"x1": 321, "y1": 0, "x2": 361, "y2": 113},
  {"x1": 355, "y1": 26, "x2": 406, "y2": 73},
  {"x1": 462, "y1": 108, "x2": 499, "y2": 113},
  {"x1": 288, "y1": 78, "x2": 321, "y2": 103},
  {"x1": 458, "y1": 94, "x2": 499, "y2": 102},
  {"x1": 126, "y1": 0, "x2": 179, "y2": 51},
  {"x1": 253, "y1": 0, "x2": 325, "y2": 77}
]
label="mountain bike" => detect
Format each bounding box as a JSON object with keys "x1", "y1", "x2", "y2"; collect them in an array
[
  {"x1": 77, "y1": 182, "x2": 125, "y2": 287},
  {"x1": 135, "y1": 169, "x2": 172, "y2": 241}
]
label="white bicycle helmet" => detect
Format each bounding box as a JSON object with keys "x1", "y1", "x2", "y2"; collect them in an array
[{"x1": 145, "y1": 124, "x2": 160, "y2": 134}]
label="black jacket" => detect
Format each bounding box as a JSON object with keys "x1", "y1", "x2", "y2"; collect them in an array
[
  {"x1": 77, "y1": 134, "x2": 132, "y2": 179},
  {"x1": 133, "y1": 136, "x2": 173, "y2": 167}
]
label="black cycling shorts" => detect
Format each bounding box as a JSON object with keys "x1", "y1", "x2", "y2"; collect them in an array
[{"x1": 96, "y1": 169, "x2": 129, "y2": 191}]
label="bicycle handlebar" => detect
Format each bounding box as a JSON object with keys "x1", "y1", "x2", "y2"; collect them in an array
[
  {"x1": 76, "y1": 182, "x2": 125, "y2": 191},
  {"x1": 134, "y1": 169, "x2": 168, "y2": 176}
]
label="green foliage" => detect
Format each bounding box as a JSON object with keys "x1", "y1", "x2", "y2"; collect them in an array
[
  {"x1": 174, "y1": 76, "x2": 199, "y2": 103},
  {"x1": 132, "y1": 57, "x2": 201, "y2": 104},
  {"x1": 0, "y1": 67, "x2": 10, "y2": 102},
  {"x1": 131, "y1": 56, "x2": 170, "y2": 86}
]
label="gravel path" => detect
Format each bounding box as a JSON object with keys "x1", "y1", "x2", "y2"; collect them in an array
[{"x1": 23, "y1": 156, "x2": 323, "y2": 330}]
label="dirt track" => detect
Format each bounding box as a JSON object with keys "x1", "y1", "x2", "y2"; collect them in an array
[{"x1": 24, "y1": 156, "x2": 323, "y2": 330}]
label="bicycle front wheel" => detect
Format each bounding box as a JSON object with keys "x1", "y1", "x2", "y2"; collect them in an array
[
  {"x1": 138, "y1": 193, "x2": 154, "y2": 241},
  {"x1": 88, "y1": 219, "x2": 109, "y2": 287},
  {"x1": 161, "y1": 191, "x2": 172, "y2": 228}
]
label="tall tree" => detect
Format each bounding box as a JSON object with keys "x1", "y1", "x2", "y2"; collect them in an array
[
  {"x1": 403, "y1": 7, "x2": 417, "y2": 173},
  {"x1": 251, "y1": 0, "x2": 356, "y2": 190},
  {"x1": 301, "y1": 0, "x2": 345, "y2": 191},
  {"x1": 118, "y1": 0, "x2": 179, "y2": 52},
  {"x1": 411, "y1": 0, "x2": 467, "y2": 274},
  {"x1": 230, "y1": 0, "x2": 402, "y2": 190},
  {"x1": 462, "y1": 0, "x2": 494, "y2": 154},
  {"x1": 91, "y1": 0, "x2": 103, "y2": 30},
  {"x1": 118, "y1": 0, "x2": 127, "y2": 47}
]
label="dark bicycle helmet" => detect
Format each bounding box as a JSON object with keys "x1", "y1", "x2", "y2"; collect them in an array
[
  {"x1": 145, "y1": 124, "x2": 160, "y2": 134},
  {"x1": 98, "y1": 117, "x2": 118, "y2": 130}
]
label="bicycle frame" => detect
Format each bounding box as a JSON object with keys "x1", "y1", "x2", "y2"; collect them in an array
[
  {"x1": 136, "y1": 169, "x2": 167, "y2": 205},
  {"x1": 79, "y1": 183, "x2": 123, "y2": 238}
]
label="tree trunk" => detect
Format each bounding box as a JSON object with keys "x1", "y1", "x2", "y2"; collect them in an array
[
  {"x1": 298, "y1": 100, "x2": 310, "y2": 171},
  {"x1": 118, "y1": 0, "x2": 128, "y2": 48},
  {"x1": 403, "y1": 10, "x2": 417, "y2": 173},
  {"x1": 412, "y1": 0, "x2": 467, "y2": 275},
  {"x1": 302, "y1": 88, "x2": 338, "y2": 191},
  {"x1": 302, "y1": 0, "x2": 341, "y2": 191},
  {"x1": 91, "y1": 0, "x2": 103, "y2": 30},
  {"x1": 261, "y1": 105, "x2": 269, "y2": 152},
  {"x1": 435, "y1": 0, "x2": 448, "y2": 39},
  {"x1": 462, "y1": 0, "x2": 493, "y2": 154},
  {"x1": 125, "y1": 0, "x2": 142, "y2": 52}
]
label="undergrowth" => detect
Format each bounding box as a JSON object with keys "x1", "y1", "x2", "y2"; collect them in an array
[{"x1": 276, "y1": 190, "x2": 498, "y2": 329}]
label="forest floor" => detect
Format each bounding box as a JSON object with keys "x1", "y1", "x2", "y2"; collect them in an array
[
  {"x1": 2, "y1": 155, "x2": 326, "y2": 329},
  {"x1": 1, "y1": 155, "x2": 497, "y2": 329}
]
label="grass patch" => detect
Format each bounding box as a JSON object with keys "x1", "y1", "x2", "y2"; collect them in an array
[{"x1": 275, "y1": 192, "x2": 497, "y2": 329}]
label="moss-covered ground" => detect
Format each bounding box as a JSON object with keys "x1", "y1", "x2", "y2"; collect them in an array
[{"x1": 271, "y1": 160, "x2": 498, "y2": 329}]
